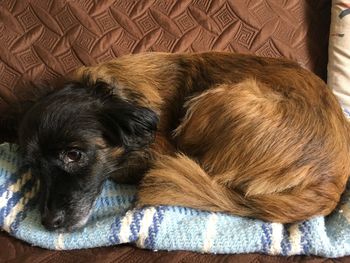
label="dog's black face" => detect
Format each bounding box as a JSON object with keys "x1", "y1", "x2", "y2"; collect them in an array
[{"x1": 18, "y1": 79, "x2": 158, "y2": 232}]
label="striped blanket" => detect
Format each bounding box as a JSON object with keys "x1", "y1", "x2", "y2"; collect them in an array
[{"x1": 0, "y1": 143, "x2": 350, "y2": 257}]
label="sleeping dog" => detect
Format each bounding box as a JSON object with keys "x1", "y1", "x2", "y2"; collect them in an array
[{"x1": 15, "y1": 52, "x2": 350, "y2": 232}]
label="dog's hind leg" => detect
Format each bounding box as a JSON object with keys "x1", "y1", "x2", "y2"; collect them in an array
[{"x1": 136, "y1": 80, "x2": 350, "y2": 223}]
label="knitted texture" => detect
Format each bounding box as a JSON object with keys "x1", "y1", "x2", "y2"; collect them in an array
[{"x1": 0, "y1": 143, "x2": 350, "y2": 257}]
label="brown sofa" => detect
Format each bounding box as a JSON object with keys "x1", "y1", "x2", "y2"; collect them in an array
[{"x1": 0, "y1": 0, "x2": 347, "y2": 262}]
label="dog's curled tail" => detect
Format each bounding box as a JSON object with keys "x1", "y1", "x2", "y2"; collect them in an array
[
  {"x1": 137, "y1": 154, "x2": 339, "y2": 223},
  {"x1": 137, "y1": 153, "x2": 250, "y2": 215}
]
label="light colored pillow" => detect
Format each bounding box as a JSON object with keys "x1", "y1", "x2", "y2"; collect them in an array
[{"x1": 328, "y1": 1, "x2": 350, "y2": 118}]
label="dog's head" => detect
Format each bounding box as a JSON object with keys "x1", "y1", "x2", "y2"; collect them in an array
[{"x1": 18, "y1": 78, "x2": 158, "y2": 231}]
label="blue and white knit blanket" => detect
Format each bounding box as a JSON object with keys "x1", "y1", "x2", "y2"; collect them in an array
[{"x1": 0, "y1": 143, "x2": 350, "y2": 257}]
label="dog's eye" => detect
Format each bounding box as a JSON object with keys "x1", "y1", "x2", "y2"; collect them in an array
[{"x1": 64, "y1": 150, "x2": 82, "y2": 163}]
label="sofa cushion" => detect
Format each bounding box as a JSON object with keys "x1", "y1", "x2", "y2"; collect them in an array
[{"x1": 328, "y1": 1, "x2": 350, "y2": 116}]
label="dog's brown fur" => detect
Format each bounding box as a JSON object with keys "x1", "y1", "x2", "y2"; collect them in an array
[{"x1": 73, "y1": 52, "x2": 350, "y2": 223}]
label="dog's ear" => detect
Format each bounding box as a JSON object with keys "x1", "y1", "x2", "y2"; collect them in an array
[
  {"x1": 0, "y1": 106, "x2": 21, "y2": 143},
  {"x1": 1, "y1": 77, "x2": 68, "y2": 143},
  {"x1": 99, "y1": 98, "x2": 159, "y2": 149},
  {"x1": 0, "y1": 81, "x2": 52, "y2": 143}
]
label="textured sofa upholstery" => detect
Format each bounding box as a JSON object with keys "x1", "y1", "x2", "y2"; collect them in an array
[{"x1": 1, "y1": 0, "x2": 346, "y2": 262}]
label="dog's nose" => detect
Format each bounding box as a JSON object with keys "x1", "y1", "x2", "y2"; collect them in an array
[{"x1": 41, "y1": 210, "x2": 65, "y2": 230}]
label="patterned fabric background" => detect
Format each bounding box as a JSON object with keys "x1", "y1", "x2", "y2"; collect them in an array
[
  {"x1": 0, "y1": 0, "x2": 336, "y2": 262},
  {"x1": 0, "y1": 0, "x2": 330, "y2": 117}
]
